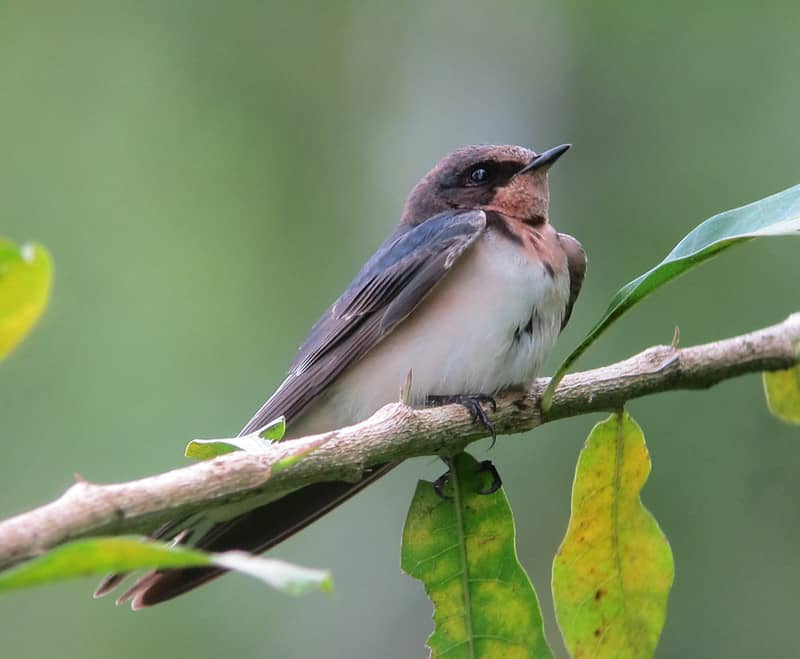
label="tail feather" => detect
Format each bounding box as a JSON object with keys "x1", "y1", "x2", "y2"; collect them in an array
[
  {"x1": 93, "y1": 516, "x2": 195, "y2": 599},
  {"x1": 115, "y1": 463, "x2": 395, "y2": 608}
]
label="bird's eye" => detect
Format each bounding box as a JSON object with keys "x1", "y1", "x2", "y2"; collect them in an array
[{"x1": 468, "y1": 167, "x2": 490, "y2": 185}]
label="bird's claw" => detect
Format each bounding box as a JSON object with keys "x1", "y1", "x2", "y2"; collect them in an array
[
  {"x1": 432, "y1": 459, "x2": 502, "y2": 499},
  {"x1": 433, "y1": 471, "x2": 452, "y2": 500},
  {"x1": 476, "y1": 460, "x2": 503, "y2": 494},
  {"x1": 426, "y1": 394, "x2": 497, "y2": 447}
]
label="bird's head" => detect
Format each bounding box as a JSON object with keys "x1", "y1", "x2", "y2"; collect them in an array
[{"x1": 401, "y1": 143, "x2": 570, "y2": 226}]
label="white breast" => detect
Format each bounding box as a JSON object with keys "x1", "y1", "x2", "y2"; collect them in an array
[{"x1": 287, "y1": 228, "x2": 571, "y2": 438}]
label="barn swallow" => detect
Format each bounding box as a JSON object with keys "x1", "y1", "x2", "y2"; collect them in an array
[{"x1": 100, "y1": 143, "x2": 586, "y2": 607}]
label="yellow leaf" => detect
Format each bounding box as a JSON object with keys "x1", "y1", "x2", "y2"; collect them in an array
[
  {"x1": 552, "y1": 411, "x2": 673, "y2": 659},
  {"x1": 763, "y1": 365, "x2": 800, "y2": 424},
  {"x1": 0, "y1": 239, "x2": 53, "y2": 360}
]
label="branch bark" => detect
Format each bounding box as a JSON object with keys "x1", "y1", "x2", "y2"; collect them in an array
[{"x1": 1, "y1": 313, "x2": 798, "y2": 570}]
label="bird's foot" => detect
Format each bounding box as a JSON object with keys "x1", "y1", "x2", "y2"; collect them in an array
[
  {"x1": 475, "y1": 460, "x2": 502, "y2": 494},
  {"x1": 433, "y1": 470, "x2": 452, "y2": 500},
  {"x1": 432, "y1": 458, "x2": 503, "y2": 500},
  {"x1": 426, "y1": 393, "x2": 497, "y2": 447}
]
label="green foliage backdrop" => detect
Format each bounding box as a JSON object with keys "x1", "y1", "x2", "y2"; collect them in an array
[{"x1": 1, "y1": 2, "x2": 798, "y2": 657}]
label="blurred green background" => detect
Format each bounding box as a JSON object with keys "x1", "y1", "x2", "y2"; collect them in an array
[{"x1": 1, "y1": 2, "x2": 798, "y2": 658}]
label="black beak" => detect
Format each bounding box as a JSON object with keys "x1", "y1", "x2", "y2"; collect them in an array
[{"x1": 516, "y1": 143, "x2": 571, "y2": 176}]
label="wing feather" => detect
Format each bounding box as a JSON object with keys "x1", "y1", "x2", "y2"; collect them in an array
[
  {"x1": 239, "y1": 210, "x2": 486, "y2": 436},
  {"x1": 557, "y1": 232, "x2": 587, "y2": 331}
]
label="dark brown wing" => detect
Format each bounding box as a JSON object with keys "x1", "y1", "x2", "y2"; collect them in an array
[
  {"x1": 557, "y1": 232, "x2": 586, "y2": 331},
  {"x1": 238, "y1": 209, "x2": 487, "y2": 434},
  {"x1": 106, "y1": 210, "x2": 487, "y2": 607}
]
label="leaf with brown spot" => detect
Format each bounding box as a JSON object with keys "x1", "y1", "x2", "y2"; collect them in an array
[{"x1": 552, "y1": 412, "x2": 673, "y2": 659}]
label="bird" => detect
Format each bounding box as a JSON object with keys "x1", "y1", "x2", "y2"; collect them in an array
[{"x1": 97, "y1": 142, "x2": 586, "y2": 608}]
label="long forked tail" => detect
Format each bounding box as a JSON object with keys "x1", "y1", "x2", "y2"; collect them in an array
[{"x1": 109, "y1": 463, "x2": 395, "y2": 609}]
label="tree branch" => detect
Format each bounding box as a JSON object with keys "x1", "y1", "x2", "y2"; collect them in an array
[{"x1": 1, "y1": 313, "x2": 798, "y2": 570}]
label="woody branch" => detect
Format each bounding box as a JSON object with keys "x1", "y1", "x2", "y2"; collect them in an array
[{"x1": 0, "y1": 312, "x2": 798, "y2": 570}]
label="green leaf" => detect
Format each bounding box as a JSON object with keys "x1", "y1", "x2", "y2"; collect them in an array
[
  {"x1": 552, "y1": 412, "x2": 673, "y2": 659},
  {"x1": 763, "y1": 365, "x2": 800, "y2": 424},
  {"x1": 185, "y1": 415, "x2": 327, "y2": 471},
  {"x1": 185, "y1": 435, "x2": 273, "y2": 459},
  {"x1": 0, "y1": 238, "x2": 53, "y2": 360},
  {"x1": 543, "y1": 184, "x2": 800, "y2": 410},
  {"x1": 257, "y1": 416, "x2": 287, "y2": 440},
  {"x1": 0, "y1": 536, "x2": 331, "y2": 596},
  {"x1": 185, "y1": 417, "x2": 286, "y2": 459},
  {"x1": 401, "y1": 452, "x2": 554, "y2": 659},
  {"x1": 213, "y1": 551, "x2": 332, "y2": 595},
  {"x1": 0, "y1": 537, "x2": 210, "y2": 591}
]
